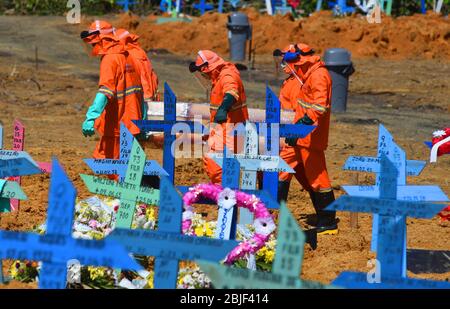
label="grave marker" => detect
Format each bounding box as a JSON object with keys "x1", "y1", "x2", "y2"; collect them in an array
[
  {"x1": 9, "y1": 120, "x2": 51, "y2": 211},
  {"x1": 134, "y1": 82, "x2": 205, "y2": 183},
  {"x1": 84, "y1": 123, "x2": 168, "y2": 182},
  {"x1": 81, "y1": 140, "x2": 160, "y2": 228},
  {"x1": 253, "y1": 86, "x2": 316, "y2": 201},
  {"x1": 341, "y1": 124, "x2": 428, "y2": 276},
  {"x1": 109, "y1": 176, "x2": 239, "y2": 289},
  {"x1": 198, "y1": 202, "x2": 333, "y2": 288},
  {"x1": 329, "y1": 154, "x2": 450, "y2": 288},
  {"x1": 0, "y1": 159, "x2": 142, "y2": 288}
]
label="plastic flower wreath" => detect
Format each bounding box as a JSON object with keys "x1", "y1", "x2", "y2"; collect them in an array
[
  {"x1": 182, "y1": 183, "x2": 276, "y2": 265},
  {"x1": 432, "y1": 128, "x2": 450, "y2": 157}
]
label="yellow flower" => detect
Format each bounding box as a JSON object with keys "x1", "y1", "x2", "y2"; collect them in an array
[
  {"x1": 205, "y1": 227, "x2": 214, "y2": 237},
  {"x1": 10, "y1": 266, "x2": 18, "y2": 278},
  {"x1": 264, "y1": 250, "x2": 275, "y2": 263},
  {"x1": 146, "y1": 207, "x2": 155, "y2": 221},
  {"x1": 88, "y1": 266, "x2": 106, "y2": 281},
  {"x1": 146, "y1": 272, "x2": 154, "y2": 289},
  {"x1": 256, "y1": 247, "x2": 267, "y2": 258},
  {"x1": 177, "y1": 276, "x2": 184, "y2": 287},
  {"x1": 194, "y1": 226, "x2": 204, "y2": 237},
  {"x1": 204, "y1": 222, "x2": 214, "y2": 237}
]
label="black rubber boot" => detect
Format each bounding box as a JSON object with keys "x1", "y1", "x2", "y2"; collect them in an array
[
  {"x1": 277, "y1": 181, "x2": 291, "y2": 203},
  {"x1": 311, "y1": 190, "x2": 338, "y2": 235}
]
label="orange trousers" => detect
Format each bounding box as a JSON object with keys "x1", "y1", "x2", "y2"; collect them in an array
[
  {"x1": 203, "y1": 123, "x2": 245, "y2": 185},
  {"x1": 279, "y1": 145, "x2": 332, "y2": 192},
  {"x1": 93, "y1": 135, "x2": 120, "y2": 181}
]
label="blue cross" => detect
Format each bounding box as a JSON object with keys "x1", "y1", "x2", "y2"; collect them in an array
[
  {"x1": 0, "y1": 159, "x2": 142, "y2": 289},
  {"x1": 197, "y1": 202, "x2": 332, "y2": 288},
  {"x1": 342, "y1": 124, "x2": 429, "y2": 276},
  {"x1": 84, "y1": 123, "x2": 168, "y2": 183},
  {"x1": 133, "y1": 82, "x2": 205, "y2": 184},
  {"x1": 253, "y1": 85, "x2": 316, "y2": 202},
  {"x1": 208, "y1": 121, "x2": 295, "y2": 225},
  {"x1": 328, "y1": 0, "x2": 356, "y2": 15},
  {"x1": 109, "y1": 175, "x2": 239, "y2": 289},
  {"x1": 116, "y1": 0, "x2": 137, "y2": 12},
  {"x1": 328, "y1": 150, "x2": 450, "y2": 288},
  {"x1": 193, "y1": 0, "x2": 214, "y2": 15},
  {"x1": 0, "y1": 125, "x2": 43, "y2": 283},
  {"x1": 0, "y1": 124, "x2": 42, "y2": 213},
  {"x1": 178, "y1": 144, "x2": 283, "y2": 241}
]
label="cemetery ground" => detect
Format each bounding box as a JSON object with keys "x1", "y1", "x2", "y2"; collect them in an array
[{"x1": 0, "y1": 15, "x2": 449, "y2": 288}]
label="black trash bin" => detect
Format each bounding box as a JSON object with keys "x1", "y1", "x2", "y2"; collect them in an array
[
  {"x1": 324, "y1": 48, "x2": 355, "y2": 113},
  {"x1": 227, "y1": 13, "x2": 252, "y2": 62}
]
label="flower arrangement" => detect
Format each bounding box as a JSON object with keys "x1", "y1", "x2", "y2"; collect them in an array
[
  {"x1": 438, "y1": 206, "x2": 450, "y2": 222},
  {"x1": 182, "y1": 183, "x2": 276, "y2": 265},
  {"x1": 9, "y1": 191, "x2": 278, "y2": 288},
  {"x1": 177, "y1": 262, "x2": 212, "y2": 289},
  {"x1": 431, "y1": 128, "x2": 450, "y2": 157},
  {"x1": 9, "y1": 260, "x2": 40, "y2": 283}
]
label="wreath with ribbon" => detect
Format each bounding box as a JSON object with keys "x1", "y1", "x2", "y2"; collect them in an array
[
  {"x1": 432, "y1": 128, "x2": 450, "y2": 157},
  {"x1": 182, "y1": 183, "x2": 276, "y2": 265}
]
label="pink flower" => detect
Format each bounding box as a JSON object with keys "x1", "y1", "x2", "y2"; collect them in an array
[{"x1": 88, "y1": 220, "x2": 99, "y2": 229}]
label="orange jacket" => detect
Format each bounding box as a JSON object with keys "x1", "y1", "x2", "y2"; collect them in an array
[
  {"x1": 209, "y1": 63, "x2": 248, "y2": 124},
  {"x1": 123, "y1": 37, "x2": 159, "y2": 102},
  {"x1": 280, "y1": 55, "x2": 332, "y2": 150},
  {"x1": 96, "y1": 52, "x2": 143, "y2": 137}
]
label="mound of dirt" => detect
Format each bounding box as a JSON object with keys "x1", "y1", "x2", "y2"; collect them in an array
[{"x1": 113, "y1": 10, "x2": 450, "y2": 60}]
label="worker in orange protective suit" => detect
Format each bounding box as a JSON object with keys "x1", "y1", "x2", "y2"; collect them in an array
[
  {"x1": 115, "y1": 28, "x2": 159, "y2": 104},
  {"x1": 80, "y1": 21, "x2": 144, "y2": 170},
  {"x1": 114, "y1": 28, "x2": 161, "y2": 188},
  {"x1": 189, "y1": 50, "x2": 248, "y2": 184},
  {"x1": 274, "y1": 43, "x2": 338, "y2": 235}
]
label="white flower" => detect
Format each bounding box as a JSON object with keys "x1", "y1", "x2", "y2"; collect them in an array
[
  {"x1": 433, "y1": 130, "x2": 446, "y2": 138},
  {"x1": 217, "y1": 188, "x2": 236, "y2": 210},
  {"x1": 253, "y1": 217, "x2": 276, "y2": 236},
  {"x1": 143, "y1": 221, "x2": 155, "y2": 230},
  {"x1": 182, "y1": 210, "x2": 194, "y2": 221}
]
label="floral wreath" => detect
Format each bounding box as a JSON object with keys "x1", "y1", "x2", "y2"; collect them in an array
[
  {"x1": 182, "y1": 183, "x2": 276, "y2": 265},
  {"x1": 431, "y1": 128, "x2": 450, "y2": 157}
]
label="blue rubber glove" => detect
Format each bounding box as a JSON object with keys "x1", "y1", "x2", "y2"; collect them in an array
[
  {"x1": 285, "y1": 114, "x2": 314, "y2": 147},
  {"x1": 82, "y1": 92, "x2": 108, "y2": 137},
  {"x1": 213, "y1": 93, "x2": 235, "y2": 124}
]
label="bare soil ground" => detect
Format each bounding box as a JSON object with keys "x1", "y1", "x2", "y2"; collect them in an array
[{"x1": 0, "y1": 15, "x2": 449, "y2": 288}]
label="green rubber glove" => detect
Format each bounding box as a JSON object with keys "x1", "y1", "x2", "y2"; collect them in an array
[
  {"x1": 285, "y1": 114, "x2": 314, "y2": 147},
  {"x1": 82, "y1": 92, "x2": 108, "y2": 137},
  {"x1": 142, "y1": 98, "x2": 149, "y2": 121},
  {"x1": 213, "y1": 93, "x2": 236, "y2": 124}
]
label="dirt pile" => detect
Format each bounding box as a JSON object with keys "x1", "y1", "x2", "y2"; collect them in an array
[{"x1": 114, "y1": 10, "x2": 450, "y2": 60}]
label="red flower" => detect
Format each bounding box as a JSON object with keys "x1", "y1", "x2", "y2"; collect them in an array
[{"x1": 438, "y1": 205, "x2": 450, "y2": 222}]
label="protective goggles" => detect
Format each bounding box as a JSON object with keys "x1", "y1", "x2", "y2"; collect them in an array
[
  {"x1": 189, "y1": 61, "x2": 209, "y2": 73},
  {"x1": 273, "y1": 46, "x2": 315, "y2": 64},
  {"x1": 80, "y1": 30, "x2": 101, "y2": 57}
]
